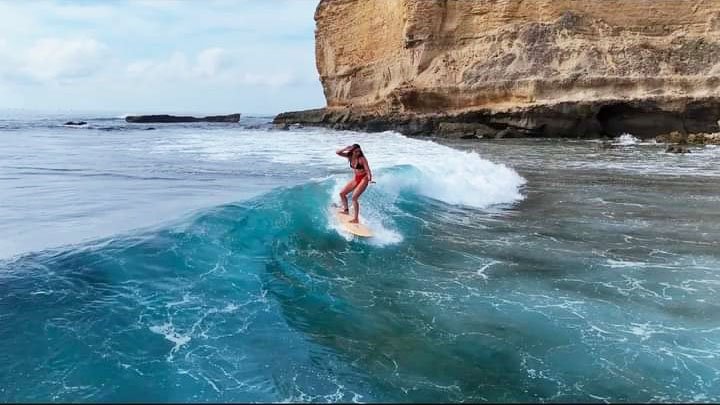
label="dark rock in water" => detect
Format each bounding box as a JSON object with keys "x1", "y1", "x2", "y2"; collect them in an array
[
  {"x1": 690, "y1": 132, "x2": 720, "y2": 144},
  {"x1": 125, "y1": 114, "x2": 240, "y2": 124},
  {"x1": 665, "y1": 144, "x2": 692, "y2": 154},
  {"x1": 657, "y1": 131, "x2": 687, "y2": 144},
  {"x1": 599, "y1": 140, "x2": 617, "y2": 150},
  {"x1": 64, "y1": 121, "x2": 87, "y2": 126},
  {"x1": 658, "y1": 131, "x2": 720, "y2": 145},
  {"x1": 437, "y1": 122, "x2": 497, "y2": 139},
  {"x1": 495, "y1": 127, "x2": 530, "y2": 139}
]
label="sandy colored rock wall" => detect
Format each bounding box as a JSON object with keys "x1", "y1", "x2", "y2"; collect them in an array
[
  {"x1": 277, "y1": 0, "x2": 720, "y2": 139},
  {"x1": 316, "y1": 0, "x2": 720, "y2": 113}
]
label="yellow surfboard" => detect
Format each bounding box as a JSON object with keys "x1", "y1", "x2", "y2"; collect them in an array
[{"x1": 335, "y1": 210, "x2": 374, "y2": 238}]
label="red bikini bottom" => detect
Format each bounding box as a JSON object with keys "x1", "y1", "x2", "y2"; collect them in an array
[{"x1": 354, "y1": 172, "x2": 367, "y2": 184}]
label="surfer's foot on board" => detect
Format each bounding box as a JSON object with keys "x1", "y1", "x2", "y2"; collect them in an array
[
  {"x1": 332, "y1": 203, "x2": 350, "y2": 214},
  {"x1": 340, "y1": 204, "x2": 349, "y2": 214},
  {"x1": 349, "y1": 219, "x2": 359, "y2": 224}
]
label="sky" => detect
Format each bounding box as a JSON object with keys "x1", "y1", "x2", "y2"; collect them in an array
[{"x1": 0, "y1": 0, "x2": 325, "y2": 115}]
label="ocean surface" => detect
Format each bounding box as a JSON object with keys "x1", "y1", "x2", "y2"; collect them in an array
[{"x1": 0, "y1": 114, "x2": 719, "y2": 402}]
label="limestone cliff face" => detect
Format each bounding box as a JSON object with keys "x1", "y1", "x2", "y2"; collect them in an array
[{"x1": 278, "y1": 0, "x2": 720, "y2": 138}]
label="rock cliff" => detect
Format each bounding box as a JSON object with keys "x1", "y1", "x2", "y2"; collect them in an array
[{"x1": 276, "y1": 0, "x2": 720, "y2": 139}]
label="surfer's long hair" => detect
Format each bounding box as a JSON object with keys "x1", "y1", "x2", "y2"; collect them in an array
[{"x1": 350, "y1": 144, "x2": 364, "y2": 158}]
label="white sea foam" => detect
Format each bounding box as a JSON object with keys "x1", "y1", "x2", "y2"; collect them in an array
[
  {"x1": 334, "y1": 131, "x2": 526, "y2": 209},
  {"x1": 615, "y1": 133, "x2": 641, "y2": 145},
  {"x1": 373, "y1": 148, "x2": 525, "y2": 208},
  {"x1": 152, "y1": 128, "x2": 526, "y2": 245},
  {"x1": 325, "y1": 191, "x2": 403, "y2": 247},
  {"x1": 149, "y1": 322, "x2": 191, "y2": 361},
  {"x1": 158, "y1": 128, "x2": 527, "y2": 209},
  {"x1": 606, "y1": 259, "x2": 647, "y2": 268}
]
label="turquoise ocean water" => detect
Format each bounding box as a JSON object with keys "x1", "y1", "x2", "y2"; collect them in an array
[{"x1": 0, "y1": 115, "x2": 719, "y2": 402}]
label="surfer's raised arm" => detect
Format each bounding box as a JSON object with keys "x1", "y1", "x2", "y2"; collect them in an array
[{"x1": 336, "y1": 145, "x2": 353, "y2": 158}]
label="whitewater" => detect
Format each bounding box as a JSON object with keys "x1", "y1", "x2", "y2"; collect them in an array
[{"x1": 0, "y1": 115, "x2": 718, "y2": 402}]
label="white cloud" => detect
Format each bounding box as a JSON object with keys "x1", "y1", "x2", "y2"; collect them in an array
[
  {"x1": 0, "y1": 38, "x2": 9, "y2": 78},
  {"x1": 127, "y1": 48, "x2": 297, "y2": 87},
  {"x1": 126, "y1": 47, "x2": 299, "y2": 88},
  {"x1": 237, "y1": 72, "x2": 295, "y2": 87},
  {"x1": 47, "y1": 3, "x2": 116, "y2": 20},
  {"x1": 127, "y1": 48, "x2": 232, "y2": 80},
  {"x1": 127, "y1": 52, "x2": 192, "y2": 79},
  {"x1": 194, "y1": 48, "x2": 231, "y2": 78},
  {"x1": 18, "y1": 38, "x2": 108, "y2": 82}
]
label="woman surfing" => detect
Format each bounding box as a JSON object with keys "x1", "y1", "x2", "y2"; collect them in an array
[{"x1": 336, "y1": 144, "x2": 372, "y2": 224}]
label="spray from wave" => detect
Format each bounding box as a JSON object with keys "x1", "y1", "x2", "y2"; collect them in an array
[
  {"x1": 161, "y1": 129, "x2": 527, "y2": 210},
  {"x1": 615, "y1": 133, "x2": 641, "y2": 145},
  {"x1": 148, "y1": 128, "x2": 528, "y2": 245},
  {"x1": 368, "y1": 149, "x2": 525, "y2": 208}
]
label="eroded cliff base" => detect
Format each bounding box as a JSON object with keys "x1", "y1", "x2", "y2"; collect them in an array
[{"x1": 275, "y1": 97, "x2": 720, "y2": 141}]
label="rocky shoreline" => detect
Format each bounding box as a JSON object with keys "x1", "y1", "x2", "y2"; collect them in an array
[{"x1": 274, "y1": 96, "x2": 720, "y2": 143}]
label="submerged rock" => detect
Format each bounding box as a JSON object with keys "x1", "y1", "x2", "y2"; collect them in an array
[
  {"x1": 437, "y1": 123, "x2": 497, "y2": 139},
  {"x1": 657, "y1": 131, "x2": 688, "y2": 144},
  {"x1": 665, "y1": 144, "x2": 692, "y2": 154},
  {"x1": 599, "y1": 140, "x2": 617, "y2": 150}
]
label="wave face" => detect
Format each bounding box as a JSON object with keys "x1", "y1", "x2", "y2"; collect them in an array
[
  {"x1": 0, "y1": 175, "x2": 525, "y2": 402},
  {"x1": 3, "y1": 176, "x2": 719, "y2": 402}
]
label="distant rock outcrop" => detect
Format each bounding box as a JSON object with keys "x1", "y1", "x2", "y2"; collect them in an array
[
  {"x1": 665, "y1": 144, "x2": 692, "y2": 154},
  {"x1": 657, "y1": 130, "x2": 720, "y2": 146},
  {"x1": 276, "y1": 0, "x2": 720, "y2": 139},
  {"x1": 126, "y1": 114, "x2": 240, "y2": 124}
]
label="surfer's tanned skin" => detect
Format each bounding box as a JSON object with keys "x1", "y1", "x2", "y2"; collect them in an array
[{"x1": 336, "y1": 144, "x2": 372, "y2": 223}]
